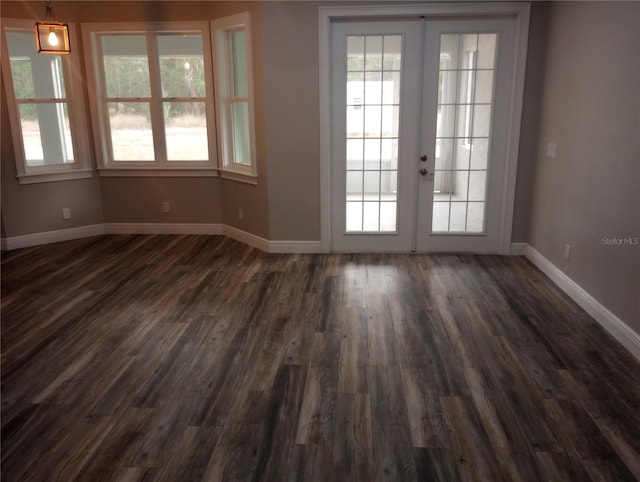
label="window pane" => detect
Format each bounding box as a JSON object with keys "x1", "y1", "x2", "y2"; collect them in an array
[
  {"x1": 230, "y1": 30, "x2": 248, "y2": 98},
  {"x1": 347, "y1": 36, "x2": 365, "y2": 71},
  {"x1": 18, "y1": 104, "x2": 43, "y2": 163},
  {"x1": 108, "y1": 102, "x2": 154, "y2": 161},
  {"x1": 19, "y1": 103, "x2": 74, "y2": 167},
  {"x1": 9, "y1": 58, "x2": 35, "y2": 99},
  {"x1": 365, "y1": 36, "x2": 382, "y2": 71},
  {"x1": 232, "y1": 101, "x2": 251, "y2": 165},
  {"x1": 346, "y1": 201, "x2": 363, "y2": 231},
  {"x1": 101, "y1": 35, "x2": 150, "y2": 98},
  {"x1": 164, "y1": 102, "x2": 208, "y2": 161},
  {"x1": 157, "y1": 34, "x2": 205, "y2": 98},
  {"x1": 6, "y1": 31, "x2": 66, "y2": 99}
]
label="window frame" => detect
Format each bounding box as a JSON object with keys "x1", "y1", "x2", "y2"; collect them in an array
[
  {"x1": 1, "y1": 18, "x2": 93, "y2": 184},
  {"x1": 82, "y1": 21, "x2": 219, "y2": 177},
  {"x1": 211, "y1": 13, "x2": 258, "y2": 184}
]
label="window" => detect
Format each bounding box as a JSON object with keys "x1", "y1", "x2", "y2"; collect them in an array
[
  {"x1": 83, "y1": 22, "x2": 217, "y2": 175},
  {"x1": 1, "y1": 19, "x2": 92, "y2": 183},
  {"x1": 212, "y1": 13, "x2": 257, "y2": 183}
]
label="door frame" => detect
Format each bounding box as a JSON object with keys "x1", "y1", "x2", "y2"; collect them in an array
[{"x1": 319, "y1": 2, "x2": 531, "y2": 254}]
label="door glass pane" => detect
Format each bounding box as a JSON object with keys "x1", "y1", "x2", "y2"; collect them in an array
[
  {"x1": 433, "y1": 33, "x2": 496, "y2": 233},
  {"x1": 346, "y1": 34, "x2": 401, "y2": 232}
]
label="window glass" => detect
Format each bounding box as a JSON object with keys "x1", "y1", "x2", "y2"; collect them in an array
[
  {"x1": 5, "y1": 30, "x2": 74, "y2": 167},
  {"x1": 101, "y1": 35, "x2": 151, "y2": 98}
]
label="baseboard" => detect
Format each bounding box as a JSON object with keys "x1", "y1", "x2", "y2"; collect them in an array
[
  {"x1": 222, "y1": 224, "x2": 270, "y2": 252},
  {"x1": 1, "y1": 223, "x2": 324, "y2": 254},
  {"x1": 103, "y1": 223, "x2": 223, "y2": 236},
  {"x1": 1, "y1": 224, "x2": 105, "y2": 250},
  {"x1": 523, "y1": 244, "x2": 640, "y2": 361},
  {"x1": 510, "y1": 242, "x2": 527, "y2": 256}
]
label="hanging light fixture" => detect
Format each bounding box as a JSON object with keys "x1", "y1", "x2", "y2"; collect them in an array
[{"x1": 34, "y1": 2, "x2": 70, "y2": 54}]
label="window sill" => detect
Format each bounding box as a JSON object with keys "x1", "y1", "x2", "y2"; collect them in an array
[
  {"x1": 98, "y1": 168, "x2": 220, "y2": 178},
  {"x1": 17, "y1": 169, "x2": 95, "y2": 184},
  {"x1": 219, "y1": 169, "x2": 258, "y2": 185}
]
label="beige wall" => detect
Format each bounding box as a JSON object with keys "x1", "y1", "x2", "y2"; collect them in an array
[{"x1": 528, "y1": 2, "x2": 640, "y2": 330}]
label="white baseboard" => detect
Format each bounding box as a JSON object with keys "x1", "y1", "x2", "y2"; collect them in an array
[
  {"x1": 103, "y1": 223, "x2": 223, "y2": 236},
  {"x1": 1, "y1": 223, "x2": 324, "y2": 254},
  {"x1": 1, "y1": 224, "x2": 105, "y2": 250},
  {"x1": 523, "y1": 244, "x2": 640, "y2": 361},
  {"x1": 222, "y1": 224, "x2": 270, "y2": 252}
]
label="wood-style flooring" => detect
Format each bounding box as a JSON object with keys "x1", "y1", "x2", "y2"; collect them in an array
[{"x1": 2, "y1": 234, "x2": 639, "y2": 481}]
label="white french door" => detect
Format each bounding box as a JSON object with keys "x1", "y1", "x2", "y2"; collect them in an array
[{"x1": 330, "y1": 16, "x2": 519, "y2": 253}]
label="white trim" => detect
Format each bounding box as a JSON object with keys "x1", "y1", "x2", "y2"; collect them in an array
[
  {"x1": 2, "y1": 224, "x2": 105, "y2": 250},
  {"x1": 510, "y1": 242, "x2": 527, "y2": 256},
  {"x1": 17, "y1": 169, "x2": 95, "y2": 184},
  {"x1": 318, "y1": 2, "x2": 530, "y2": 254},
  {"x1": 97, "y1": 168, "x2": 219, "y2": 178},
  {"x1": 0, "y1": 223, "x2": 325, "y2": 254},
  {"x1": 222, "y1": 224, "x2": 269, "y2": 252},
  {"x1": 103, "y1": 223, "x2": 222, "y2": 235},
  {"x1": 269, "y1": 240, "x2": 323, "y2": 254},
  {"x1": 523, "y1": 244, "x2": 640, "y2": 361},
  {"x1": 218, "y1": 169, "x2": 258, "y2": 185}
]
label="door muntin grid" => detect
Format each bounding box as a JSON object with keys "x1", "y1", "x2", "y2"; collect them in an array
[
  {"x1": 345, "y1": 35, "x2": 402, "y2": 233},
  {"x1": 433, "y1": 33, "x2": 497, "y2": 234}
]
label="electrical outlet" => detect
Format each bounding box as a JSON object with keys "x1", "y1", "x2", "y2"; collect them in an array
[
  {"x1": 564, "y1": 244, "x2": 571, "y2": 261},
  {"x1": 238, "y1": 208, "x2": 244, "y2": 220},
  {"x1": 62, "y1": 208, "x2": 71, "y2": 220},
  {"x1": 162, "y1": 202, "x2": 171, "y2": 213},
  {"x1": 547, "y1": 142, "x2": 557, "y2": 158}
]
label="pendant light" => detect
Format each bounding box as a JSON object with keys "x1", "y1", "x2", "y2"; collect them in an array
[{"x1": 35, "y1": 2, "x2": 70, "y2": 54}]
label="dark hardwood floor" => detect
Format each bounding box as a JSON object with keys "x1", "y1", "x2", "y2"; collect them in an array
[{"x1": 2, "y1": 234, "x2": 639, "y2": 481}]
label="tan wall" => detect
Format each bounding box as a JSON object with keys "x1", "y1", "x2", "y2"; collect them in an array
[
  {"x1": 101, "y1": 177, "x2": 221, "y2": 224},
  {"x1": 528, "y1": 2, "x2": 640, "y2": 330},
  {"x1": 260, "y1": 2, "x2": 321, "y2": 241}
]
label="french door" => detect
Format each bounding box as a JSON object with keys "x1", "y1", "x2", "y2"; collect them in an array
[{"x1": 330, "y1": 16, "x2": 518, "y2": 252}]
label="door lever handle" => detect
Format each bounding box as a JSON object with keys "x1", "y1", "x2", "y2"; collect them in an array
[{"x1": 420, "y1": 167, "x2": 430, "y2": 176}]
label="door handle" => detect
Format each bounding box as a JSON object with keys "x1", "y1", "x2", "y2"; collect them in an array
[{"x1": 420, "y1": 168, "x2": 430, "y2": 176}]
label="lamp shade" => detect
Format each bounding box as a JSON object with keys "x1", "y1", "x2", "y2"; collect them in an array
[
  {"x1": 35, "y1": 3, "x2": 70, "y2": 54},
  {"x1": 35, "y1": 22, "x2": 70, "y2": 54}
]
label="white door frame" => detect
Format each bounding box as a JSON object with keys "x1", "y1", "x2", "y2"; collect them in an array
[{"x1": 318, "y1": 2, "x2": 531, "y2": 254}]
